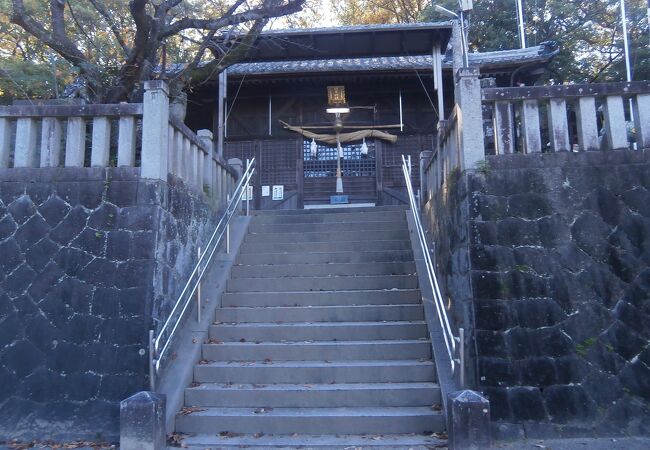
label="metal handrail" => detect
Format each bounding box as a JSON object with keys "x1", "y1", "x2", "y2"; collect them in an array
[
  {"x1": 401, "y1": 155, "x2": 463, "y2": 384},
  {"x1": 148, "y1": 158, "x2": 256, "y2": 390}
]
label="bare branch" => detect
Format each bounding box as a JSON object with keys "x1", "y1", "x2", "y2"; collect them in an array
[
  {"x1": 87, "y1": 0, "x2": 131, "y2": 55},
  {"x1": 160, "y1": 0, "x2": 305, "y2": 39}
]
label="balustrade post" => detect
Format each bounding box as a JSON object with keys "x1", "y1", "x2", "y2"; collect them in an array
[
  {"x1": 141, "y1": 80, "x2": 170, "y2": 180},
  {"x1": 175, "y1": 130, "x2": 184, "y2": 181},
  {"x1": 0, "y1": 118, "x2": 11, "y2": 168},
  {"x1": 604, "y1": 95, "x2": 628, "y2": 151},
  {"x1": 575, "y1": 97, "x2": 599, "y2": 151},
  {"x1": 633, "y1": 94, "x2": 650, "y2": 150},
  {"x1": 454, "y1": 68, "x2": 485, "y2": 170},
  {"x1": 547, "y1": 98, "x2": 570, "y2": 152},
  {"x1": 420, "y1": 151, "x2": 433, "y2": 208},
  {"x1": 40, "y1": 118, "x2": 62, "y2": 167},
  {"x1": 65, "y1": 117, "x2": 86, "y2": 167},
  {"x1": 14, "y1": 118, "x2": 38, "y2": 167},
  {"x1": 493, "y1": 101, "x2": 514, "y2": 155},
  {"x1": 166, "y1": 125, "x2": 176, "y2": 175},
  {"x1": 91, "y1": 116, "x2": 111, "y2": 166},
  {"x1": 198, "y1": 130, "x2": 213, "y2": 197},
  {"x1": 117, "y1": 115, "x2": 137, "y2": 166},
  {"x1": 521, "y1": 100, "x2": 542, "y2": 153}
]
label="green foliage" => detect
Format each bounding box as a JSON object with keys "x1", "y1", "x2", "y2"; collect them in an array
[{"x1": 422, "y1": 0, "x2": 650, "y2": 83}]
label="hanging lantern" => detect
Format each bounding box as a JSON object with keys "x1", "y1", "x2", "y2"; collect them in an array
[
  {"x1": 310, "y1": 138, "x2": 318, "y2": 158},
  {"x1": 360, "y1": 137, "x2": 368, "y2": 156}
]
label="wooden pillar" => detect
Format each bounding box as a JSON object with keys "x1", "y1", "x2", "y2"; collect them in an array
[
  {"x1": 216, "y1": 69, "x2": 227, "y2": 157},
  {"x1": 375, "y1": 140, "x2": 384, "y2": 206},
  {"x1": 296, "y1": 138, "x2": 304, "y2": 209}
]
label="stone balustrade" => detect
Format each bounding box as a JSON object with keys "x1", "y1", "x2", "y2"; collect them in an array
[
  {"x1": 0, "y1": 103, "x2": 143, "y2": 169},
  {"x1": 0, "y1": 81, "x2": 236, "y2": 208},
  {"x1": 482, "y1": 81, "x2": 650, "y2": 154}
]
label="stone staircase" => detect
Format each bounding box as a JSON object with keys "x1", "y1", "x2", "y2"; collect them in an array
[{"x1": 173, "y1": 206, "x2": 445, "y2": 448}]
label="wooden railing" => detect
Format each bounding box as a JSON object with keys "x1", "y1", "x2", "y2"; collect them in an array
[
  {"x1": 482, "y1": 81, "x2": 650, "y2": 154},
  {"x1": 0, "y1": 81, "x2": 237, "y2": 208}
]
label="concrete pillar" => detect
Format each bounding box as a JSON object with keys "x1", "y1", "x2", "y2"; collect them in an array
[
  {"x1": 446, "y1": 390, "x2": 491, "y2": 450},
  {"x1": 15, "y1": 118, "x2": 38, "y2": 167},
  {"x1": 40, "y1": 118, "x2": 62, "y2": 167},
  {"x1": 454, "y1": 68, "x2": 485, "y2": 170},
  {"x1": 604, "y1": 95, "x2": 628, "y2": 150},
  {"x1": 494, "y1": 101, "x2": 514, "y2": 155},
  {"x1": 65, "y1": 117, "x2": 86, "y2": 167},
  {"x1": 420, "y1": 151, "x2": 433, "y2": 208},
  {"x1": 547, "y1": 98, "x2": 570, "y2": 152},
  {"x1": 91, "y1": 116, "x2": 111, "y2": 166},
  {"x1": 575, "y1": 96, "x2": 599, "y2": 151},
  {"x1": 521, "y1": 100, "x2": 542, "y2": 153},
  {"x1": 118, "y1": 115, "x2": 137, "y2": 166},
  {"x1": 633, "y1": 94, "x2": 650, "y2": 150},
  {"x1": 198, "y1": 130, "x2": 214, "y2": 197},
  {"x1": 174, "y1": 130, "x2": 184, "y2": 181},
  {"x1": 120, "y1": 391, "x2": 166, "y2": 450},
  {"x1": 141, "y1": 80, "x2": 170, "y2": 180},
  {"x1": 0, "y1": 118, "x2": 11, "y2": 168}
]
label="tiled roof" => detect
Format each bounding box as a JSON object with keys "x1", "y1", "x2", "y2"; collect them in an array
[{"x1": 226, "y1": 43, "x2": 557, "y2": 76}]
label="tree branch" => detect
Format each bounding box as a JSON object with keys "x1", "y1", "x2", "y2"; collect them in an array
[
  {"x1": 160, "y1": 0, "x2": 305, "y2": 39},
  {"x1": 87, "y1": 0, "x2": 131, "y2": 55}
]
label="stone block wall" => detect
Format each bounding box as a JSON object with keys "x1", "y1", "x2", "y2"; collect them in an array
[
  {"x1": 424, "y1": 150, "x2": 650, "y2": 435},
  {"x1": 0, "y1": 167, "x2": 220, "y2": 441}
]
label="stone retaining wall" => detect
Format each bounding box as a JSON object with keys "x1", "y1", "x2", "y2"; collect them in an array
[
  {"x1": 424, "y1": 150, "x2": 650, "y2": 436},
  {"x1": 0, "y1": 167, "x2": 219, "y2": 441}
]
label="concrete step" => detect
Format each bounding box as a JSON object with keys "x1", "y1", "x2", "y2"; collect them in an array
[
  {"x1": 249, "y1": 220, "x2": 407, "y2": 233},
  {"x1": 252, "y1": 205, "x2": 407, "y2": 216},
  {"x1": 239, "y1": 239, "x2": 411, "y2": 254},
  {"x1": 209, "y1": 321, "x2": 428, "y2": 342},
  {"x1": 194, "y1": 359, "x2": 435, "y2": 384},
  {"x1": 245, "y1": 229, "x2": 410, "y2": 244},
  {"x1": 173, "y1": 432, "x2": 446, "y2": 449},
  {"x1": 185, "y1": 382, "x2": 440, "y2": 408},
  {"x1": 221, "y1": 289, "x2": 421, "y2": 307},
  {"x1": 237, "y1": 249, "x2": 413, "y2": 265},
  {"x1": 231, "y1": 261, "x2": 416, "y2": 278},
  {"x1": 214, "y1": 304, "x2": 425, "y2": 323},
  {"x1": 174, "y1": 406, "x2": 444, "y2": 435},
  {"x1": 226, "y1": 275, "x2": 418, "y2": 293},
  {"x1": 251, "y1": 210, "x2": 406, "y2": 224},
  {"x1": 202, "y1": 340, "x2": 431, "y2": 361}
]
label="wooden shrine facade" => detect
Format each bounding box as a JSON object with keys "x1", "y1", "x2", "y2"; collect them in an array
[{"x1": 185, "y1": 23, "x2": 557, "y2": 209}]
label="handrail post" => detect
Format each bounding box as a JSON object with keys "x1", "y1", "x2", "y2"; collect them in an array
[
  {"x1": 197, "y1": 247, "x2": 202, "y2": 322},
  {"x1": 226, "y1": 194, "x2": 231, "y2": 254},
  {"x1": 245, "y1": 158, "x2": 250, "y2": 216}
]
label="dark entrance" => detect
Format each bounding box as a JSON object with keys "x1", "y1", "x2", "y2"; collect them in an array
[{"x1": 303, "y1": 139, "x2": 377, "y2": 204}]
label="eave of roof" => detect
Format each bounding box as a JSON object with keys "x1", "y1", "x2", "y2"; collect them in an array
[{"x1": 226, "y1": 44, "x2": 557, "y2": 77}]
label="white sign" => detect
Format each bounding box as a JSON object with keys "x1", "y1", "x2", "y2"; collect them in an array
[
  {"x1": 262, "y1": 185, "x2": 270, "y2": 197},
  {"x1": 272, "y1": 185, "x2": 284, "y2": 201},
  {"x1": 242, "y1": 185, "x2": 253, "y2": 201}
]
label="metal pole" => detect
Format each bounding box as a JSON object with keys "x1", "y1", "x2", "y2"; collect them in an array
[
  {"x1": 621, "y1": 0, "x2": 632, "y2": 83},
  {"x1": 620, "y1": 0, "x2": 636, "y2": 129},
  {"x1": 148, "y1": 329, "x2": 155, "y2": 391},
  {"x1": 197, "y1": 247, "x2": 201, "y2": 322},
  {"x1": 516, "y1": 0, "x2": 526, "y2": 48},
  {"x1": 458, "y1": 12, "x2": 470, "y2": 67}
]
